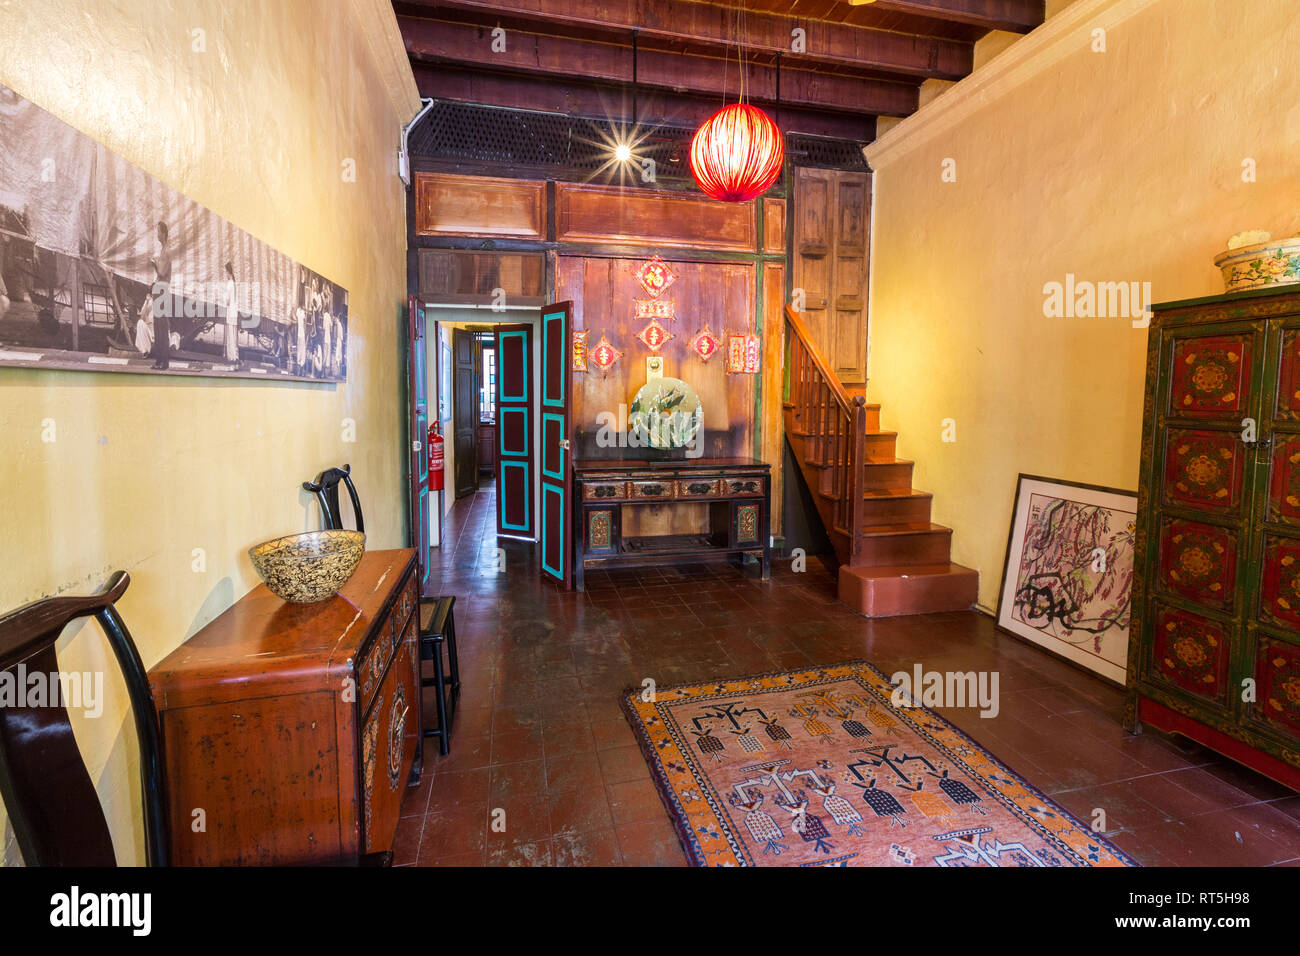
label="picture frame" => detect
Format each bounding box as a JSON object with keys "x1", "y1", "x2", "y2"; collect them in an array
[
  {"x1": 995, "y1": 474, "x2": 1138, "y2": 685},
  {"x1": 0, "y1": 83, "x2": 348, "y2": 383}
]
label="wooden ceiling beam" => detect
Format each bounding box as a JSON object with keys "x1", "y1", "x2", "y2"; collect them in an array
[
  {"x1": 411, "y1": 63, "x2": 878, "y2": 141},
  {"x1": 396, "y1": 0, "x2": 973, "y2": 80},
  {"x1": 844, "y1": 0, "x2": 1045, "y2": 35},
  {"x1": 400, "y1": 15, "x2": 920, "y2": 116}
]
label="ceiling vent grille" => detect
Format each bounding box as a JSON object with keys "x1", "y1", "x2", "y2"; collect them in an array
[
  {"x1": 786, "y1": 134, "x2": 870, "y2": 170},
  {"x1": 410, "y1": 101, "x2": 869, "y2": 179}
]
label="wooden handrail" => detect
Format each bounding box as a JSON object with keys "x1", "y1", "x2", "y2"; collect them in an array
[
  {"x1": 783, "y1": 305, "x2": 868, "y2": 563},
  {"x1": 784, "y1": 305, "x2": 853, "y2": 418}
]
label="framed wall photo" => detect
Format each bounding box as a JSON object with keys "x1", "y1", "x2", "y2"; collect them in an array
[
  {"x1": 995, "y1": 475, "x2": 1138, "y2": 685},
  {"x1": 0, "y1": 83, "x2": 348, "y2": 382}
]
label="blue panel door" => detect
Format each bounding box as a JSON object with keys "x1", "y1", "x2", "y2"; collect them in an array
[
  {"x1": 495, "y1": 324, "x2": 534, "y2": 539},
  {"x1": 539, "y1": 302, "x2": 573, "y2": 586}
]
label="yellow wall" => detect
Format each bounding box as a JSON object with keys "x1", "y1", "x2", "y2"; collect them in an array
[
  {"x1": 0, "y1": 0, "x2": 418, "y2": 863},
  {"x1": 865, "y1": 0, "x2": 1300, "y2": 613}
]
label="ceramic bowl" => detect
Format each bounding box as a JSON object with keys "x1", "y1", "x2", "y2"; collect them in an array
[
  {"x1": 248, "y1": 530, "x2": 365, "y2": 604},
  {"x1": 1214, "y1": 237, "x2": 1300, "y2": 293}
]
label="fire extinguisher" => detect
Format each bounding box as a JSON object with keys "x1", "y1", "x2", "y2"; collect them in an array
[{"x1": 428, "y1": 421, "x2": 445, "y2": 492}]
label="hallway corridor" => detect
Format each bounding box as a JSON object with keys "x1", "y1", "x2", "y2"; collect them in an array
[{"x1": 400, "y1": 484, "x2": 1300, "y2": 866}]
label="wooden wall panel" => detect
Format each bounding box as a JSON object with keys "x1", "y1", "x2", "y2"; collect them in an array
[
  {"x1": 555, "y1": 255, "x2": 757, "y2": 471},
  {"x1": 793, "y1": 168, "x2": 833, "y2": 357},
  {"x1": 415, "y1": 172, "x2": 546, "y2": 238},
  {"x1": 793, "y1": 167, "x2": 870, "y2": 384},
  {"x1": 763, "y1": 198, "x2": 786, "y2": 255},
  {"x1": 761, "y1": 260, "x2": 787, "y2": 537},
  {"x1": 419, "y1": 249, "x2": 545, "y2": 298},
  {"x1": 556, "y1": 183, "x2": 757, "y2": 251}
]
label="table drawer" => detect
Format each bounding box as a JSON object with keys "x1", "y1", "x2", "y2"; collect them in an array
[
  {"x1": 628, "y1": 479, "x2": 674, "y2": 500},
  {"x1": 724, "y1": 476, "x2": 766, "y2": 496},
  {"x1": 391, "y1": 571, "x2": 417, "y2": 638},
  {"x1": 676, "y1": 478, "x2": 723, "y2": 498},
  {"x1": 582, "y1": 481, "x2": 626, "y2": 501}
]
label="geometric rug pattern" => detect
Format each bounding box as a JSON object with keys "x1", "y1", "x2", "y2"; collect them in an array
[{"x1": 621, "y1": 661, "x2": 1139, "y2": 867}]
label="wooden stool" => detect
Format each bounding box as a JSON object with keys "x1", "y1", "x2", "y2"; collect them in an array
[{"x1": 419, "y1": 595, "x2": 460, "y2": 755}]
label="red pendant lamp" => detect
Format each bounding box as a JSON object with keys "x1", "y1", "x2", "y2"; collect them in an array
[
  {"x1": 688, "y1": 8, "x2": 784, "y2": 203},
  {"x1": 689, "y1": 103, "x2": 784, "y2": 202}
]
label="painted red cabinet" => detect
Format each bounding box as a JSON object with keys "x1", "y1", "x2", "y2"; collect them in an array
[{"x1": 1128, "y1": 287, "x2": 1300, "y2": 789}]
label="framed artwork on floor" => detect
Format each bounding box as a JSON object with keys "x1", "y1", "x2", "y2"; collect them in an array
[{"x1": 995, "y1": 474, "x2": 1138, "y2": 685}]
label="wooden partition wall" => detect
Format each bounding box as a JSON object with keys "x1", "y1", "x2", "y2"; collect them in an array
[
  {"x1": 413, "y1": 171, "x2": 792, "y2": 535},
  {"x1": 555, "y1": 256, "x2": 757, "y2": 460}
]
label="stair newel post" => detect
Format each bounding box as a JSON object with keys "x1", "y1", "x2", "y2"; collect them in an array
[{"x1": 849, "y1": 395, "x2": 868, "y2": 565}]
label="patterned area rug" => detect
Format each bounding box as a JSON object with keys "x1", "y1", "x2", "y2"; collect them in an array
[{"x1": 621, "y1": 661, "x2": 1138, "y2": 867}]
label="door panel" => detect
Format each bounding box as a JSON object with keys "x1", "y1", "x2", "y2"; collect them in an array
[
  {"x1": 452, "y1": 328, "x2": 477, "y2": 498},
  {"x1": 1160, "y1": 428, "x2": 1247, "y2": 516},
  {"x1": 793, "y1": 167, "x2": 832, "y2": 351},
  {"x1": 1149, "y1": 602, "x2": 1232, "y2": 708},
  {"x1": 1156, "y1": 516, "x2": 1238, "y2": 613},
  {"x1": 1245, "y1": 318, "x2": 1300, "y2": 740},
  {"x1": 1167, "y1": 332, "x2": 1252, "y2": 418},
  {"x1": 1250, "y1": 636, "x2": 1300, "y2": 741},
  {"x1": 406, "y1": 295, "x2": 430, "y2": 590},
  {"x1": 792, "y1": 167, "x2": 870, "y2": 384},
  {"x1": 1145, "y1": 320, "x2": 1264, "y2": 722},
  {"x1": 495, "y1": 324, "x2": 534, "y2": 538},
  {"x1": 539, "y1": 302, "x2": 573, "y2": 587},
  {"x1": 1272, "y1": 327, "x2": 1300, "y2": 421}
]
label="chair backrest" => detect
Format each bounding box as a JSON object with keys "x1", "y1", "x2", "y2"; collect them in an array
[
  {"x1": 0, "y1": 571, "x2": 168, "y2": 866},
  {"x1": 303, "y1": 463, "x2": 365, "y2": 533}
]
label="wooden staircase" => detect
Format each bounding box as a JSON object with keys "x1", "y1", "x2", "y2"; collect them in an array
[{"x1": 783, "y1": 306, "x2": 978, "y2": 616}]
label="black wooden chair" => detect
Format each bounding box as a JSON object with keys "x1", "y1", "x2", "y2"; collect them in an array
[
  {"x1": 303, "y1": 463, "x2": 365, "y2": 534},
  {"x1": 0, "y1": 571, "x2": 168, "y2": 866},
  {"x1": 304, "y1": 465, "x2": 460, "y2": 754}
]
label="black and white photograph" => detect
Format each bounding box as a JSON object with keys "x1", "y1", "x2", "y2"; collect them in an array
[{"x1": 0, "y1": 83, "x2": 348, "y2": 382}]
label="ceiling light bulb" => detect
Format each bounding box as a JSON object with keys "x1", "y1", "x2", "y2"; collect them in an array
[{"x1": 615, "y1": 143, "x2": 632, "y2": 162}]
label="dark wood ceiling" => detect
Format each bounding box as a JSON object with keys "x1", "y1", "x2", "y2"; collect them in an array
[{"x1": 394, "y1": 0, "x2": 1045, "y2": 142}]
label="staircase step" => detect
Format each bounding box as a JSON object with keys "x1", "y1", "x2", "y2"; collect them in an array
[
  {"x1": 853, "y1": 522, "x2": 954, "y2": 566},
  {"x1": 861, "y1": 490, "x2": 934, "y2": 527},
  {"x1": 816, "y1": 489, "x2": 934, "y2": 527},
  {"x1": 837, "y1": 562, "x2": 979, "y2": 618},
  {"x1": 784, "y1": 403, "x2": 881, "y2": 432},
  {"x1": 802, "y1": 431, "x2": 898, "y2": 465},
  {"x1": 860, "y1": 459, "x2": 913, "y2": 492}
]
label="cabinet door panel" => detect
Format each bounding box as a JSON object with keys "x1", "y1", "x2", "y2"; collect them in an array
[
  {"x1": 1167, "y1": 333, "x2": 1252, "y2": 419},
  {"x1": 1161, "y1": 428, "x2": 1246, "y2": 516},
  {"x1": 1266, "y1": 433, "x2": 1300, "y2": 526},
  {"x1": 1273, "y1": 327, "x2": 1300, "y2": 421},
  {"x1": 1157, "y1": 517, "x2": 1238, "y2": 613},
  {"x1": 1150, "y1": 602, "x2": 1232, "y2": 707},
  {"x1": 1259, "y1": 533, "x2": 1300, "y2": 631},
  {"x1": 362, "y1": 628, "x2": 417, "y2": 855},
  {"x1": 1250, "y1": 636, "x2": 1300, "y2": 741}
]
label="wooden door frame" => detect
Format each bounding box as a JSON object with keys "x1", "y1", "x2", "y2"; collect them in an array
[
  {"x1": 424, "y1": 308, "x2": 543, "y2": 549},
  {"x1": 406, "y1": 295, "x2": 431, "y2": 591}
]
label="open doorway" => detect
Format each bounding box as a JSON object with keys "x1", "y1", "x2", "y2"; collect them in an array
[{"x1": 427, "y1": 307, "x2": 542, "y2": 550}]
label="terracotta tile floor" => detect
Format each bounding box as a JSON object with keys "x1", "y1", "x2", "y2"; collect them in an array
[{"x1": 397, "y1": 481, "x2": 1300, "y2": 866}]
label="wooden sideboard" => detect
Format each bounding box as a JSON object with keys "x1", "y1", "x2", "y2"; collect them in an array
[
  {"x1": 149, "y1": 548, "x2": 422, "y2": 865},
  {"x1": 573, "y1": 458, "x2": 771, "y2": 589}
]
